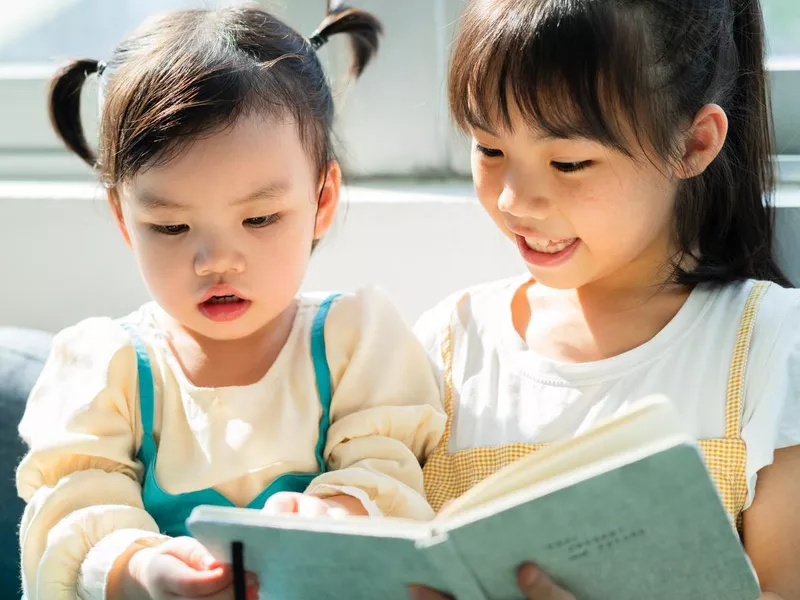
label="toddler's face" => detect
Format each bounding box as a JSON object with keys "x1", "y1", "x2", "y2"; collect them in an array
[{"x1": 112, "y1": 113, "x2": 337, "y2": 341}]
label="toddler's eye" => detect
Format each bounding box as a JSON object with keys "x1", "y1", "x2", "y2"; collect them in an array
[
  {"x1": 476, "y1": 144, "x2": 504, "y2": 158},
  {"x1": 151, "y1": 224, "x2": 189, "y2": 235},
  {"x1": 244, "y1": 214, "x2": 279, "y2": 228}
]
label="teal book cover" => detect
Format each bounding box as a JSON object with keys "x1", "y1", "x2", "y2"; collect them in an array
[{"x1": 428, "y1": 445, "x2": 759, "y2": 600}]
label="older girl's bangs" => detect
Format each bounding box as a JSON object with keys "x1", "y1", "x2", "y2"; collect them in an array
[{"x1": 449, "y1": 0, "x2": 660, "y2": 156}]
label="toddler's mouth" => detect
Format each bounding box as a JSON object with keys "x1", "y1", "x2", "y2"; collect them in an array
[
  {"x1": 198, "y1": 289, "x2": 251, "y2": 322},
  {"x1": 204, "y1": 294, "x2": 244, "y2": 305}
]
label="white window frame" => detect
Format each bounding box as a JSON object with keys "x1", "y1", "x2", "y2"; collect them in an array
[
  {"x1": 771, "y1": 59, "x2": 800, "y2": 183},
  {"x1": 0, "y1": 8, "x2": 797, "y2": 183}
]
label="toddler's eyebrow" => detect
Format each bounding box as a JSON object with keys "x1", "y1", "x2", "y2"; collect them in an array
[
  {"x1": 230, "y1": 181, "x2": 290, "y2": 206},
  {"x1": 136, "y1": 181, "x2": 290, "y2": 211}
]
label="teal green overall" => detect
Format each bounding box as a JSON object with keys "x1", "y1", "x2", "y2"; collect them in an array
[{"x1": 121, "y1": 294, "x2": 339, "y2": 537}]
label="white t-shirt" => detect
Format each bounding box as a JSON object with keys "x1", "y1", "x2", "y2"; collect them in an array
[{"x1": 415, "y1": 276, "x2": 800, "y2": 507}]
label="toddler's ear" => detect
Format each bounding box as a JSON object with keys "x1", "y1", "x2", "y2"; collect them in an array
[
  {"x1": 314, "y1": 160, "x2": 342, "y2": 241},
  {"x1": 107, "y1": 190, "x2": 132, "y2": 248}
]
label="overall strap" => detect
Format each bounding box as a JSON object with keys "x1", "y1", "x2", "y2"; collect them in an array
[
  {"x1": 724, "y1": 281, "x2": 770, "y2": 439},
  {"x1": 119, "y1": 322, "x2": 157, "y2": 465},
  {"x1": 433, "y1": 293, "x2": 469, "y2": 456},
  {"x1": 310, "y1": 294, "x2": 341, "y2": 473}
]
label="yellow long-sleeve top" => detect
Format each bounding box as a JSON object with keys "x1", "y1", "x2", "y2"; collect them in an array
[{"x1": 17, "y1": 287, "x2": 446, "y2": 599}]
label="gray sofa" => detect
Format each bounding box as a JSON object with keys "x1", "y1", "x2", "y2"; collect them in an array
[{"x1": 0, "y1": 328, "x2": 53, "y2": 598}]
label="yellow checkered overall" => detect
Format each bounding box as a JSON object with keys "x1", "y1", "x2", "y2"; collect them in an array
[{"x1": 424, "y1": 282, "x2": 770, "y2": 533}]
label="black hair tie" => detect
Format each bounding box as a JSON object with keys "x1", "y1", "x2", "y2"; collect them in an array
[{"x1": 309, "y1": 31, "x2": 329, "y2": 50}]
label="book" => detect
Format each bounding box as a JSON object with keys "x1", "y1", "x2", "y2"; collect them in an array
[{"x1": 187, "y1": 395, "x2": 760, "y2": 600}]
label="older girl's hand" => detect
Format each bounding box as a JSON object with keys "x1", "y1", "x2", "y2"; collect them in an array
[
  {"x1": 408, "y1": 563, "x2": 575, "y2": 600},
  {"x1": 409, "y1": 565, "x2": 786, "y2": 600}
]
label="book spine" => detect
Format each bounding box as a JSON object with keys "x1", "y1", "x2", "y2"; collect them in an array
[{"x1": 416, "y1": 533, "x2": 487, "y2": 600}]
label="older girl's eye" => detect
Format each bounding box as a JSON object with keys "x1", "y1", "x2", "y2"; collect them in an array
[
  {"x1": 552, "y1": 160, "x2": 592, "y2": 173},
  {"x1": 150, "y1": 223, "x2": 189, "y2": 235},
  {"x1": 475, "y1": 144, "x2": 504, "y2": 158},
  {"x1": 243, "y1": 214, "x2": 280, "y2": 228}
]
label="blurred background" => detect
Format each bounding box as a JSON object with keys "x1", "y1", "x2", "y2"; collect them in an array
[{"x1": 0, "y1": 0, "x2": 798, "y2": 329}]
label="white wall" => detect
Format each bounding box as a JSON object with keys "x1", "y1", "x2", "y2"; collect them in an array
[{"x1": 2, "y1": 182, "x2": 799, "y2": 333}]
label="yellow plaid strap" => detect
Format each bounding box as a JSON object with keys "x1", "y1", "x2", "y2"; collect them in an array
[
  {"x1": 439, "y1": 318, "x2": 456, "y2": 444},
  {"x1": 724, "y1": 281, "x2": 770, "y2": 439},
  {"x1": 434, "y1": 294, "x2": 469, "y2": 456}
]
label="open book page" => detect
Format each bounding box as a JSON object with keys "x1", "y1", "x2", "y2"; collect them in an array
[
  {"x1": 436, "y1": 395, "x2": 690, "y2": 521},
  {"x1": 189, "y1": 504, "x2": 433, "y2": 540}
]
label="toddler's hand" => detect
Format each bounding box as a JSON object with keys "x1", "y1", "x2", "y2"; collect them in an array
[
  {"x1": 112, "y1": 536, "x2": 259, "y2": 600},
  {"x1": 263, "y1": 492, "x2": 366, "y2": 517}
]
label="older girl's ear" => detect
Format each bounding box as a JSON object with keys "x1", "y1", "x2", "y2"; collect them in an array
[{"x1": 675, "y1": 104, "x2": 729, "y2": 180}]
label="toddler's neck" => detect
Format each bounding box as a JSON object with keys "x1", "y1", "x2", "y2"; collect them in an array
[{"x1": 155, "y1": 300, "x2": 299, "y2": 388}]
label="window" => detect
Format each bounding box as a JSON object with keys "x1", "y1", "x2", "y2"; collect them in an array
[
  {"x1": 764, "y1": 0, "x2": 800, "y2": 181},
  {"x1": 0, "y1": 0, "x2": 244, "y2": 181},
  {"x1": 0, "y1": 1, "x2": 238, "y2": 63},
  {"x1": 0, "y1": 0, "x2": 796, "y2": 181},
  {"x1": 764, "y1": 0, "x2": 800, "y2": 58}
]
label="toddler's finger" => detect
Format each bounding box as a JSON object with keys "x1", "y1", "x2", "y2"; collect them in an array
[
  {"x1": 295, "y1": 494, "x2": 332, "y2": 517},
  {"x1": 164, "y1": 536, "x2": 220, "y2": 570},
  {"x1": 263, "y1": 492, "x2": 301, "y2": 515}
]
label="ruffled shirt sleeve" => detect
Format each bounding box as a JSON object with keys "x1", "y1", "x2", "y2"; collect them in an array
[
  {"x1": 16, "y1": 318, "x2": 166, "y2": 600},
  {"x1": 304, "y1": 288, "x2": 446, "y2": 520}
]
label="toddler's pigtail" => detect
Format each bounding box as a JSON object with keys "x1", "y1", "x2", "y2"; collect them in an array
[
  {"x1": 311, "y1": 1, "x2": 382, "y2": 77},
  {"x1": 49, "y1": 59, "x2": 101, "y2": 168}
]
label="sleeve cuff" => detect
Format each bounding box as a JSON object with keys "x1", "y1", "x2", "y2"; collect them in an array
[
  {"x1": 78, "y1": 529, "x2": 168, "y2": 600},
  {"x1": 305, "y1": 484, "x2": 383, "y2": 517}
]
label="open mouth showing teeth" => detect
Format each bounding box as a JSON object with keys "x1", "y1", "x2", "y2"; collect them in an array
[
  {"x1": 206, "y1": 295, "x2": 243, "y2": 304},
  {"x1": 524, "y1": 238, "x2": 578, "y2": 254}
]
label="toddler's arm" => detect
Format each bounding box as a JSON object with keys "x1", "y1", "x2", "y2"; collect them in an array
[
  {"x1": 16, "y1": 319, "x2": 166, "y2": 600},
  {"x1": 304, "y1": 288, "x2": 447, "y2": 520}
]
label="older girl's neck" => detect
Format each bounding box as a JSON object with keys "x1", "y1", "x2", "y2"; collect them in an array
[
  {"x1": 515, "y1": 275, "x2": 693, "y2": 364},
  {"x1": 158, "y1": 301, "x2": 299, "y2": 388}
]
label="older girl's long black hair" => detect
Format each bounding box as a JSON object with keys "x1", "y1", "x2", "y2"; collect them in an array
[{"x1": 450, "y1": 0, "x2": 788, "y2": 286}]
